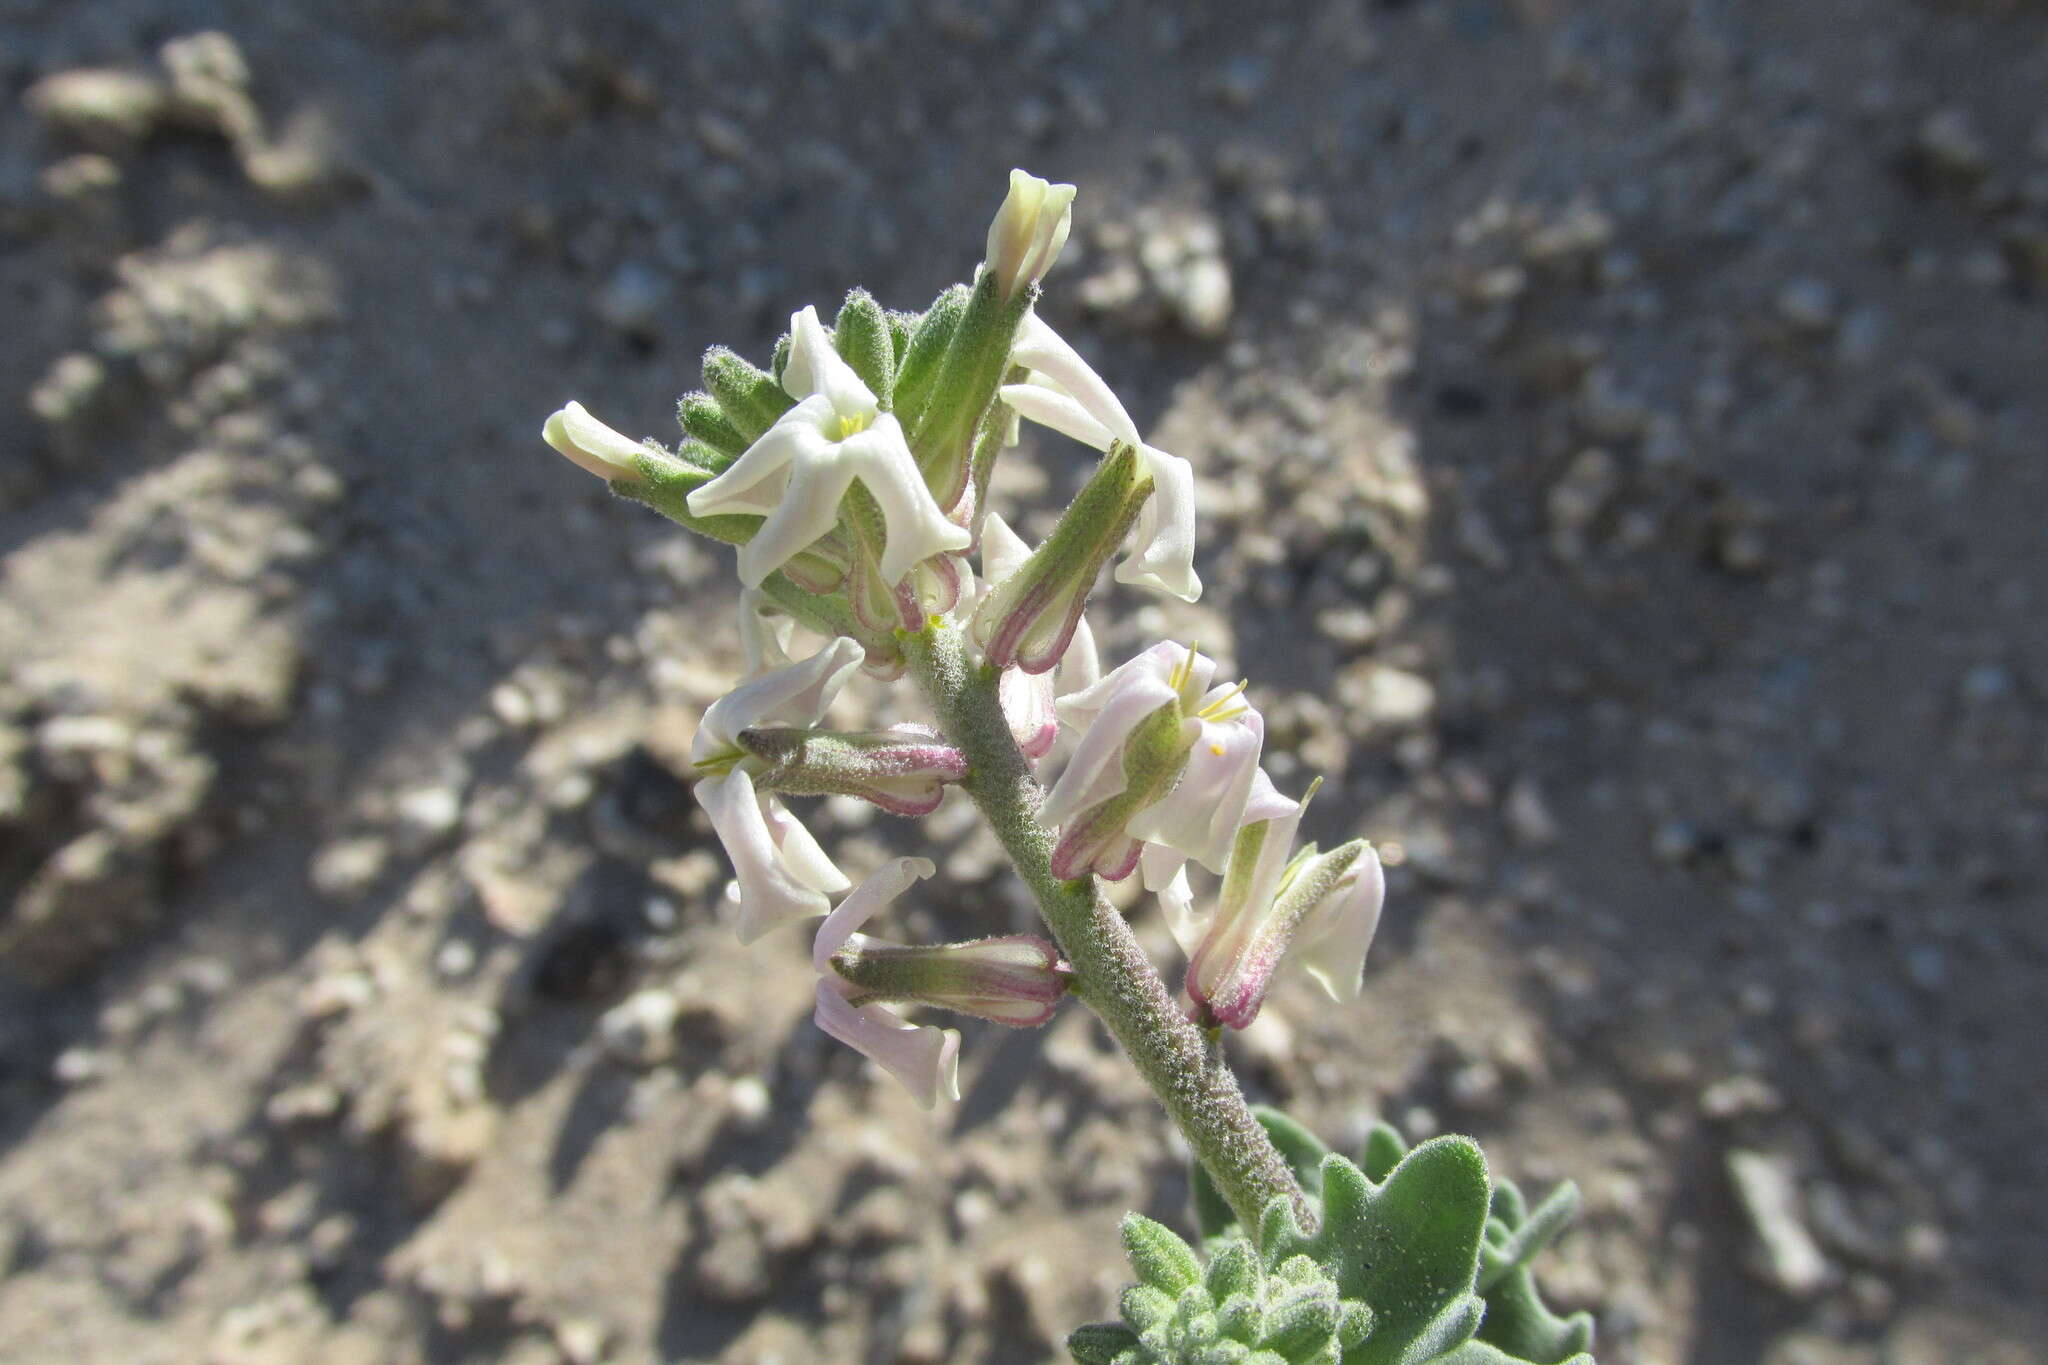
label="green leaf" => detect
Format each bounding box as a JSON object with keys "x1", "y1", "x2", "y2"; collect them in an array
[
  {"x1": 1070, "y1": 1323, "x2": 1142, "y2": 1365},
  {"x1": 1471, "y1": 1179, "x2": 1593, "y2": 1364},
  {"x1": 1261, "y1": 1144, "x2": 1493, "y2": 1365},
  {"x1": 701, "y1": 346, "x2": 792, "y2": 441},
  {"x1": 834, "y1": 288, "x2": 895, "y2": 404},
  {"x1": 1124, "y1": 1213, "x2": 1204, "y2": 1294},
  {"x1": 1195, "y1": 1108, "x2": 1331, "y2": 1241},
  {"x1": 1361, "y1": 1124, "x2": 1408, "y2": 1184}
]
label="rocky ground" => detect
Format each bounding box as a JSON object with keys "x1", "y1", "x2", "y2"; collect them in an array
[{"x1": 2, "y1": 2, "x2": 2046, "y2": 1363}]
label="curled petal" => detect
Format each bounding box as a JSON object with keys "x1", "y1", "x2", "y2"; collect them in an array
[
  {"x1": 782, "y1": 304, "x2": 880, "y2": 416},
  {"x1": 692, "y1": 636, "x2": 864, "y2": 762},
  {"x1": 695, "y1": 769, "x2": 848, "y2": 944},
  {"x1": 813, "y1": 983, "x2": 961, "y2": 1110},
  {"x1": 1118, "y1": 445, "x2": 1201, "y2": 602},
  {"x1": 812, "y1": 857, "x2": 936, "y2": 973},
  {"x1": 1291, "y1": 846, "x2": 1385, "y2": 1004},
  {"x1": 686, "y1": 401, "x2": 831, "y2": 519},
  {"x1": 1001, "y1": 664, "x2": 1059, "y2": 759},
  {"x1": 1129, "y1": 713, "x2": 1280, "y2": 881},
  {"x1": 737, "y1": 588, "x2": 796, "y2": 679},
  {"x1": 999, "y1": 381, "x2": 1116, "y2": 452},
  {"x1": 1036, "y1": 670, "x2": 1181, "y2": 832},
  {"x1": 1007, "y1": 314, "x2": 1139, "y2": 448},
  {"x1": 843, "y1": 417, "x2": 972, "y2": 584},
  {"x1": 1157, "y1": 868, "x2": 1202, "y2": 959}
]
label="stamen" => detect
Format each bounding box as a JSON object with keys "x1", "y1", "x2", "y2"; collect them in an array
[{"x1": 1195, "y1": 679, "x2": 1250, "y2": 721}]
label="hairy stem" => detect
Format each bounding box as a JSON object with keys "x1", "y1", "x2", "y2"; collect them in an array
[{"x1": 903, "y1": 620, "x2": 1307, "y2": 1236}]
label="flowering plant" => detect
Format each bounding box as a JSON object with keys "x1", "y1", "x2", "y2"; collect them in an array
[{"x1": 544, "y1": 171, "x2": 1592, "y2": 1364}]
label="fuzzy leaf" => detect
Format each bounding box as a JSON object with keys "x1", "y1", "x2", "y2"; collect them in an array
[
  {"x1": 1471, "y1": 1179, "x2": 1593, "y2": 1364},
  {"x1": 1071, "y1": 1323, "x2": 1142, "y2": 1365},
  {"x1": 1263, "y1": 1145, "x2": 1492, "y2": 1365},
  {"x1": 1360, "y1": 1124, "x2": 1408, "y2": 1184}
]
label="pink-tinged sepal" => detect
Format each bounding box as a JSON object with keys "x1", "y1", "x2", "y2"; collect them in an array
[
  {"x1": 739, "y1": 724, "x2": 968, "y2": 818},
  {"x1": 970, "y1": 448, "x2": 1144, "y2": 674},
  {"x1": 827, "y1": 933, "x2": 1071, "y2": 1028}
]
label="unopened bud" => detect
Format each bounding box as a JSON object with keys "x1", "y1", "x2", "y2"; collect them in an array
[
  {"x1": 542, "y1": 401, "x2": 654, "y2": 483},
  {"x1": 984, "y1": 168, "x2": 1075, "y2": 304},
  {"x1": 738, "y1": 724, "x2": 968, "y2": 817}
]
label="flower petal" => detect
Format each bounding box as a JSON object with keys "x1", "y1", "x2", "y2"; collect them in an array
[
  {"x1": 782, "y1": 304, "x2": 879, "y2": 417},
  {"x1": 1128, "y1": 712, "x2": 1269, "y2": 876},
  {"x1": 1036, "y1": 669, "x2": 1180, "y2": 830},
  {"x1": 1291, "y1": 847, "x2": 1385, "y2": 1004},
  {"x1": 686, "y1": 400, "x2": 834, "y2": 518},
  {"x1": 844, "y1": 416, "x2": 972, "y2": 584},
  {"x1": 812, "y1": 856, "x2": 936, "y2": 973},
  {"x1": 1008, "y1": 315, "x2": 1140, "y2": 448},
  {"x1": 692, "y1": 636, "x2": 864, "y2": 761},
  {"x1": 812, "y1": 983, "x2": 962, "y2": 1110},
  {"x1": 695, "y1": 769, "x2": 847, "y2": 944},
  {"x1": 999, "y1": 381, "x2": 1116, "y2": 452},
  {"x1": 1117, "y1": 444, "x2": 1201, "y2": 602},
  {"x1": 543, "y1": 401, "x2": 652, "y2": 480}
]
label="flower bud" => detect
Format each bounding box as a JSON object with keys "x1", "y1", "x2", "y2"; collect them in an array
[
  {"x1": 825, "y1": 933, "x2": 1071, "y2": 1027},
  {"x1": 542, "y1": 401, "x2": 654, "y2": 483},
  {"x1": 984, "y1": 168, "x2": 1076, "y2": 303},
  {"x1": 738, "y1": 724, "x2": 967, "y2": 817},
  {"x1": 970, "y1": 443, "x2": 1144, "y2": 673}
]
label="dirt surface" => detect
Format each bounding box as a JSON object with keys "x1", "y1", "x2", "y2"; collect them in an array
[{"x1": 3, "y1": 3, "x2": 2046, "y2": 1363}]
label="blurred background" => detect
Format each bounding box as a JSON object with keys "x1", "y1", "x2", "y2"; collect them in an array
[{"x1": 2, "y1": 2, "x2": 2045, "y2": 1362}]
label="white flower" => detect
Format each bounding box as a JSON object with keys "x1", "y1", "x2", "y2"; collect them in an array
[
  {"x1": 687, "y1": 307, "x2": 969, "y2": 588},
  {"x1": 1036, "y1": 642, "x2": 1191, "y2": 879},
  {"x1": 984, "y1": 169, "x2": 1076, "y2": 302},
  {"x1": 1133, "y1": 730, "x2": 1296, "y2": 892},
  {"x1": 1288, "y1": 847, "x2": 1384, "y2": 1005},
  {"x1": 691, "y1": 636, "x2": 864, "y2": 943},
  {"x1": 811, "y1": 858, "x2": 961, "y2": 1109},
  {"x1": 541, "y1": 400, "x2": 653, "y2": 482},
  {"x1": 999, "y1": 315, "x2": 1200, "y2": 602}
]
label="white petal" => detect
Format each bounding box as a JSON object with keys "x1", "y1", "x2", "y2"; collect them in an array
[
  {"x1": 1241, "y1": 766, "x2": 1299, "y2": 826},
  {"x1": 812, "y1": 857, "x2": 936, "y2": 973},
  {"x1": 1156, "y1": 867, "x2": 1203, "y2": 958},
  {"x1": 1054, "y1": 641, "x2": 1196, "y2": 732},
  {"x1": 979, "y1": 511, "x2": 1032, "y2": 586},
  {"x1": 735, "y1": 447, "x2": 858, "y2": 588},
  {"x1": 696, "y1": 770, "x2": 845, "y2": 944},
  {"x1": 692, "y1": 636, "x2": 864, "y2": 760},
  {"x1": 686, "y1": 401, "x2": 834, "y2": 517},
  {"x1": 1008, "y1": 315, "x2": 1140, "y2": 448},
  {"x1": 1037, "y1": 667, "x2": 1180, "y2": 830},
  {"x1": 738, "y1": 588, "x2": 796, "y2": 678},
  {"x1": 1140, "y1": 841, "x2": 1190, "y2": 897},
  {"x1": 1056, "y1": 616, "x2": 1101, "y2": 697},
  {"x1": 761, "y1": 794, "x2": 851, "y2": 896},
  {"x1": 1116, "y1": 444, "x2": 1201, "y2": 602},
  {"x1": 1128, "y1": 712, "x2": 1268, "y2": 875},
  {"x1": 1000, "y1": 664, "x2": 1058, "y2": 759},
  {"x1": 813, "y1": 983, "x2": 962, "y2": 1110},
  {"x1": 1292, "y1": 848, "x2": 1385, "y2": 1003},
  {"x1": 782, "y1": 305, "x2": 880, "y2": 418},
  {"x1": 999, "y1": 382, "x2": 1116, "y2": 452},
  {"x1": 845, "y1": 416, "x2": 971, "y2": 584}
]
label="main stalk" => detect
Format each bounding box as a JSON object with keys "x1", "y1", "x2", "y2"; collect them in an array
[{"x1": 902, "y1": 621, "x2": 1306, "y2": 1235}]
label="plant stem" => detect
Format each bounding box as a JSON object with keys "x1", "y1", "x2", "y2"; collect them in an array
[{"x1": 903, "y1": 621, "x2": 1307, "y2": 1236}]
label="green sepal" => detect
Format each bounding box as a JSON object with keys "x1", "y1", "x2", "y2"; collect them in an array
[
  {"x1": 907, "y1": 271, "x2": 1032, "y2": 508},
  {"x1": 891, "y1": 283, "x2": 970, "y2": 431},
  {"x1": 612, "y1": 451, "x2": 757, "y2": 544},
  {"x1": 1070, "y1": 1323, "x2": 1142, "y2": 1365},
  {"x1": 677, "y1": 391, "x2": 750, "y2": 460},
  {"x1": 1123, "y1": 1213, "x2": 1204, "y2": 1295},
  {"x1": 771, "y1": 332, "x2": 791, "y2": 385},
  {"x1": 834, "y1": 288, "x2": 895, "y2": 406},
  {"x1": 887, "y1": 309, "x2": 915, "y2": 368},
  {"x1": 701, "y1": 346, "x2": 792, "y2": 441}
]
